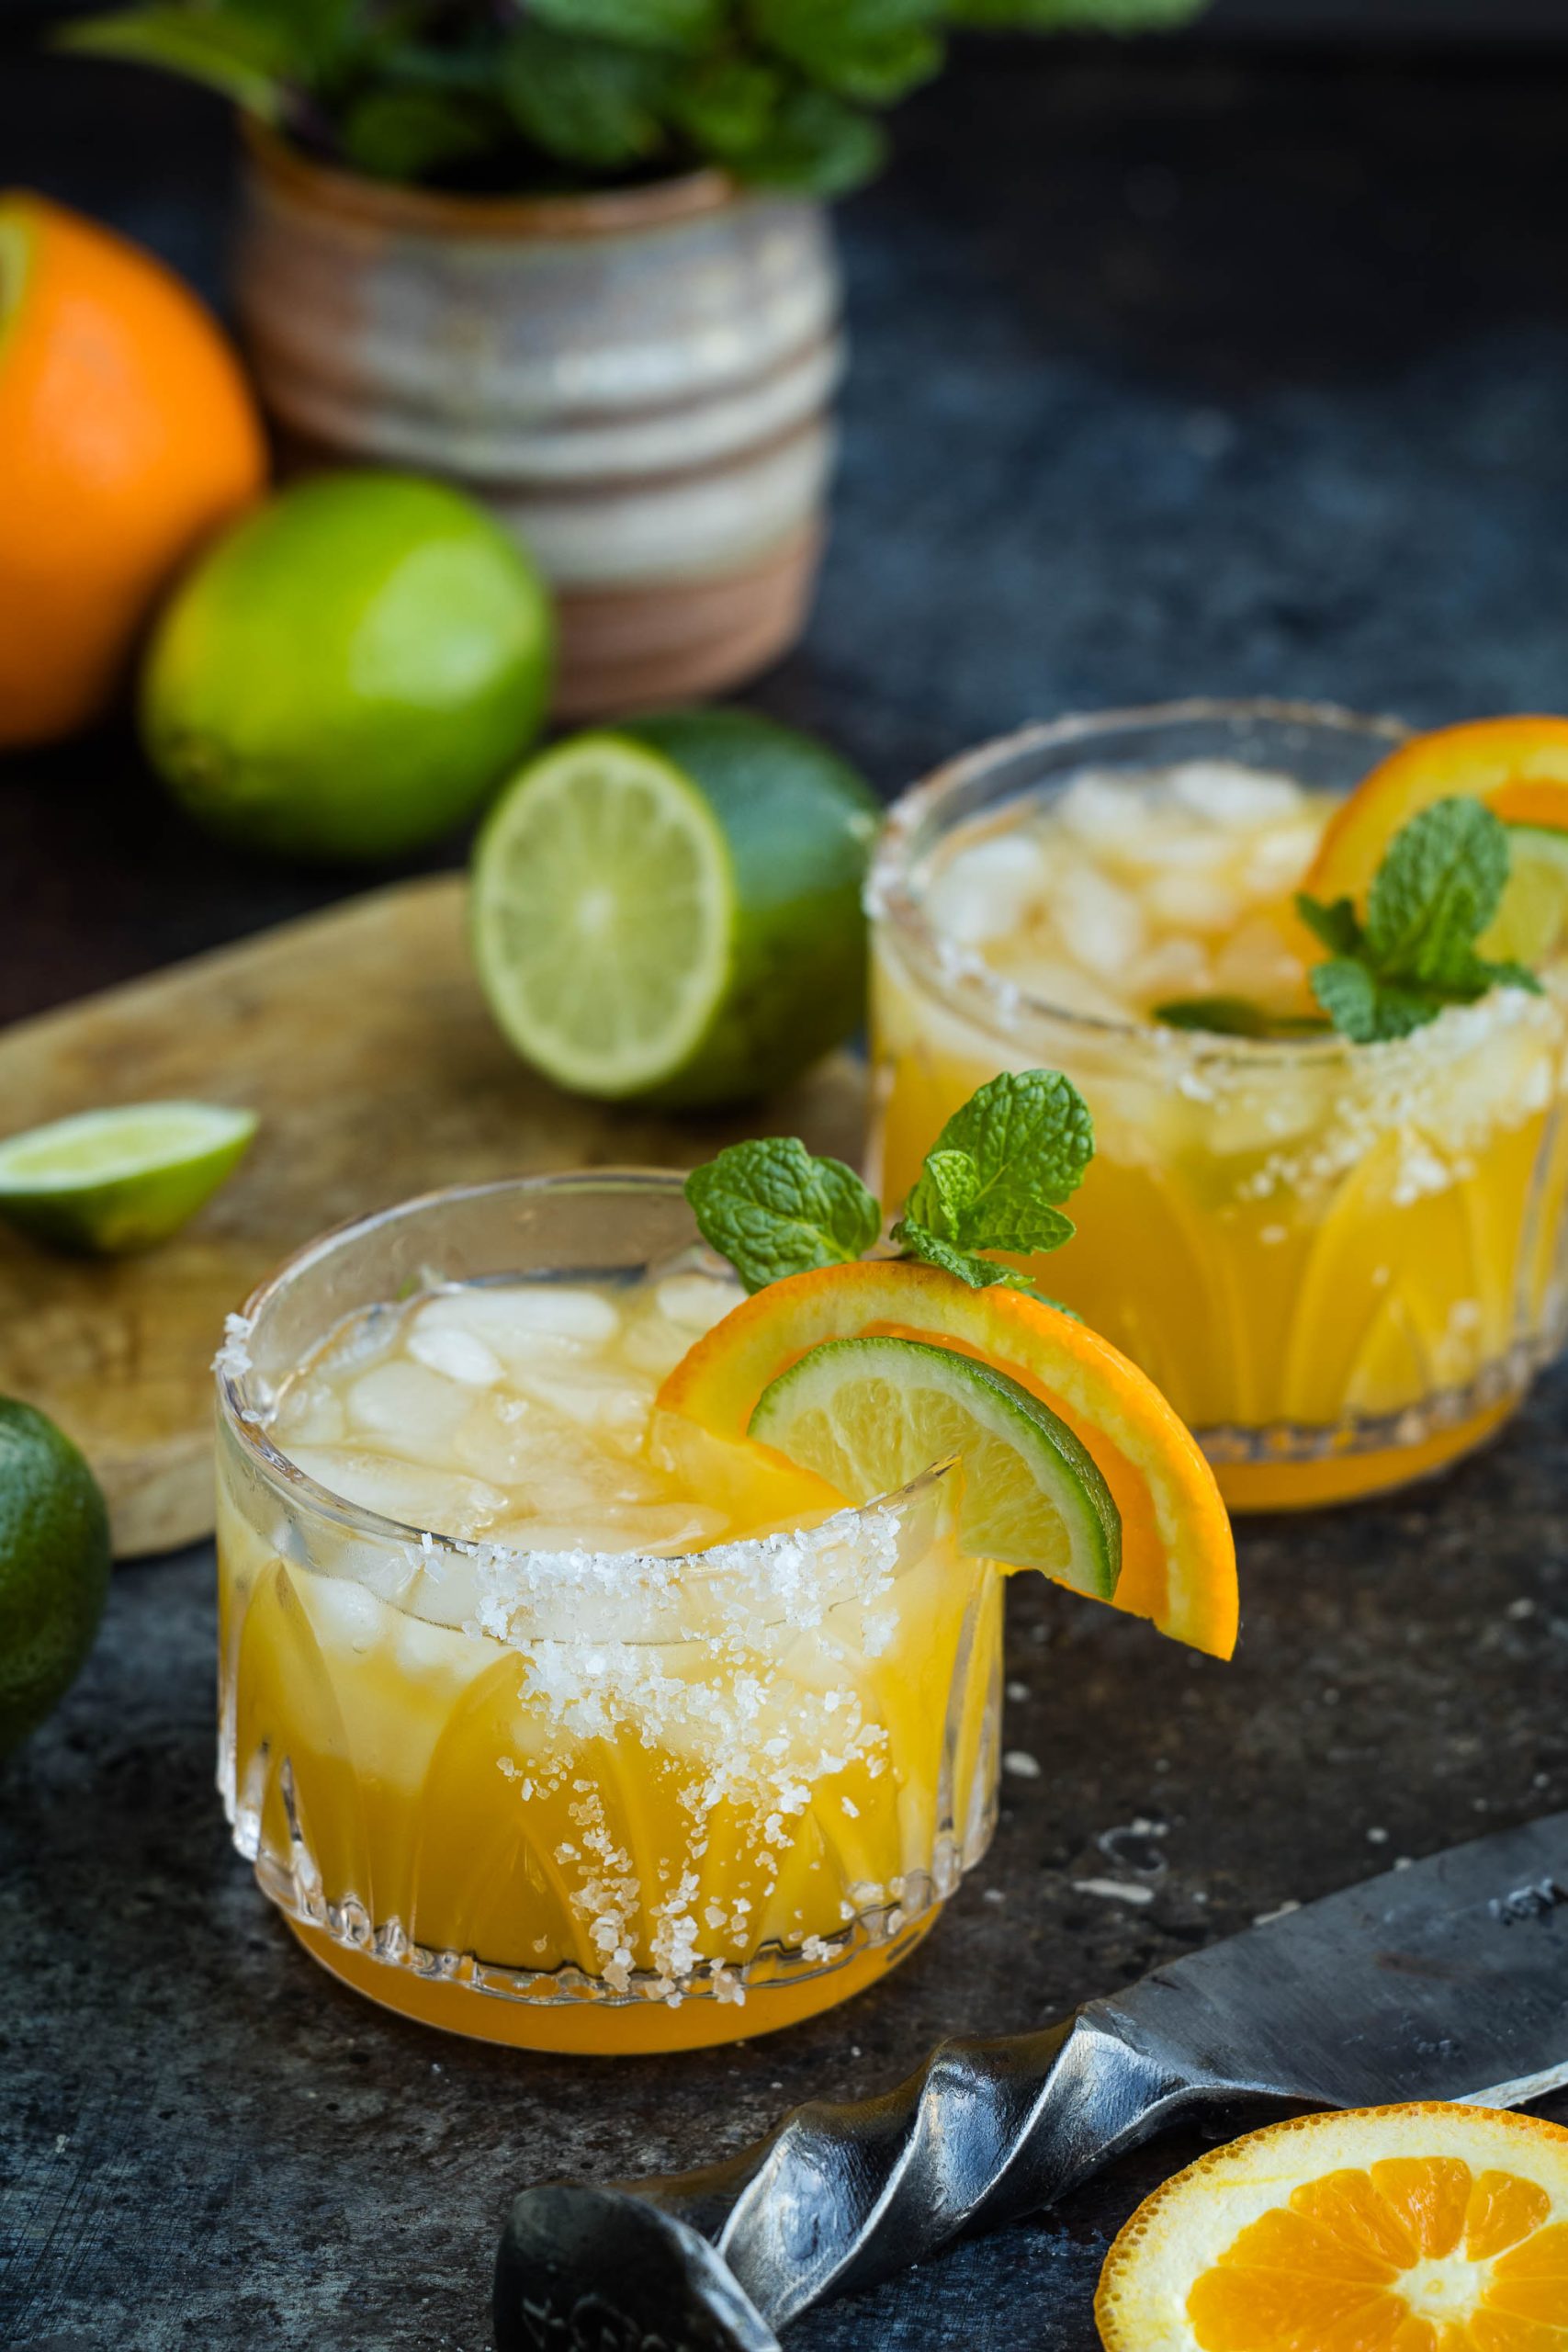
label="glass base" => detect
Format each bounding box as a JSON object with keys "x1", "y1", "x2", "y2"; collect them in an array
[
  {"x1": 1204, "y1": 1389, "x2": 1523, "y2": 1513},
  {"x1": 282, "y1": 1906, "x2": 937, "y2": 2053}
]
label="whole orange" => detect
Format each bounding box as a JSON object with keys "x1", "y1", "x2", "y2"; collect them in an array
[{"x1": 0, "y1": 192, "x2": 267, "y2": 749}]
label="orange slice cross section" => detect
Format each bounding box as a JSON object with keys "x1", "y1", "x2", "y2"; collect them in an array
[
  {"x1": 656, "y1": 1258, "x2": 1237, "y2": 1658},
  {"x1": 1096, "y1": 2103, "x2": 1568, "y2": 2352},
  {"x1": 1306, "y1": 718, "x2": 1568, "y2": 906}
]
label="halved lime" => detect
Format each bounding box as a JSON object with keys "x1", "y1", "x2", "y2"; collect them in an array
[
  {"x1": 749, "y1": 1334, "x2": 1122, "y2": 1598},
  {"x1": 0, "y1": 1101, "x2": 258, "y2": 1254},
  {"x1": 1481, "y1": 823, "x2": 1568, "y2": 968},
  {"x1": 470, "y1": 708, "x2": 878, "y2": 1109},
  {"x1": 0, "y1": 1396, "x2": 111, "y2": 1753}
]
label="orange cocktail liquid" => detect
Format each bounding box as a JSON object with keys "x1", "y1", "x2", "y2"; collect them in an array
[
  {"x1": 217, "y1": 1271, "x2": 999, "y2": 2052},
  {"x1": 872, "y1": 756, "x2": 1568, "y2": 1509}
]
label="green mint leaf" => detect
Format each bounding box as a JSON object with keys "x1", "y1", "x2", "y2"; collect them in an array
[
  {"x1": 340, "y1": 89, "x2": 494, "y2": 179},
  {"x1": 1479, "y1": 956, "x2": 1544, "y2": 997},
  {"x1": 530, "y1": 0, "x2": 724, "y2": 54},
  {"x1": 684, "y1": 1139, "x2": 880, "y2": 1295},
  {"x1": 1309, "y1": 958, "x2": 1382, "y2": 1043},
  {"x1": 1305, "y1": 799, "x2": 1546, "y2": 1045},
  {"x1": 922, "y1": 1068, "x2": 1092, "y2": 1241},
  {"x1": 903, "y1": 1147, "x2": 979, "y2": 1241},
  {"x1": 1310, "y1": 959, "x2": 1470, "y2": 1045},
  {"x1": 892, "y1": 1068, "x2": 1088, "y2": 1286},
  {"x1": 1364, "y1": 797, "x2": 1509, "y2": 986},
  {"x1": 669, "y1": 56, "x2": 784, "y2": 155},
  {"x1": 737, "y1": 84, "x2": 887, "y2": 193},
  {"x1": 892, "y1": 1219, "x2": 1037, "y2": 1292},
  {"x1": 752, "y1": 0, "x2": 944, "y2": 104},
  {"x1": 1154, "y1": 996, "x2": 1332, "y2": 1039},
  {"x1": 501, "y1": 25, "x2": 675, "y2": 169},
  {"x1": 1294, "y1": 892, "x2": 1364, "y2": 958},
  {"x1": 57, "y1": 6, "x2": 296, "y2": 114}
]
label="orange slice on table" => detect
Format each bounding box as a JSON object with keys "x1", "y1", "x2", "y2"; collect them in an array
[
  {"x1": 1307, "y1": 717, "x2": 1568, "y2": 905},
  {"x1": 658, "y1": 1259, "x2": 1237, "y2": 1659},
  {"x1": 1096, "y1": 2102, "x2": 1568, "y2": 2352}
]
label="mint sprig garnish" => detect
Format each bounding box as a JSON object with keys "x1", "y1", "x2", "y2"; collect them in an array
[
  {"x1": 684, "y1": 1068, "x2": 1094, "y2": 1297},
  {"x1": 684, "y1": 1137, "x2": 881, "y2": 1294},
  {"x1": 892, "y1": 1069, "x2": 1092, "y2": 1289},
  {"x1": 1296, "y1": 797, "x2": 1540, "y2": 1045}
]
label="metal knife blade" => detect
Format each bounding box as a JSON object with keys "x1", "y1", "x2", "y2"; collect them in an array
[
  {"x1": 1101, "y1": 1804, "x2": 1568, "y2": 2111},
  {"x1": 494, "y1": 1810, "x2": 1568, "y2": 2352}
]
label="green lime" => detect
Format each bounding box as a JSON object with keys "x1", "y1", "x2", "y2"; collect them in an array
[
  {"x1": 0, "y1": 1398, "x2": 111, "y2": 1755},
  {"x1": 142, "y1": 473, "x2": 555, "y2": 863},
  {"x1": 0, "y1": 1101, "x2": 257, "y2": 1254},
  {"x1": 470, "y1": 708, "x2": 879, "y2": 1108},
  {"x1": 1481, "y1": 824, "x2": 1568, "y2": 968},
  {"x1": 749, "y1": 1334, "x2": 1122, "y2": 1598}
]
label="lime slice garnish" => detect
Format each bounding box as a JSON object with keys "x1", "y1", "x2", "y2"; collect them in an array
[
  {"x1": 1481, "y1": 823, "x2": 1568, "y2": 967},
  {"x1": 0, "y1": 1101, "x2": 257, "y2": 1254},
  {"x1": 0, "y1": 1396, "x2": 111, "y2": 1753},
  {"x1": 470, "y1": 709, "x2": 878, "y2": 1109},
  {"x1": 748, "y1": 1333, "x2": 1122, "y2": 1599}
]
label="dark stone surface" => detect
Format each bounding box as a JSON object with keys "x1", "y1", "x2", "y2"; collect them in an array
[
  {"x1": 5, "y1": 31, "x2": 1568, "y2": 2352},
  {"x1": 6, "y1": 1374, "x2": 1568, "y2": 2349}
]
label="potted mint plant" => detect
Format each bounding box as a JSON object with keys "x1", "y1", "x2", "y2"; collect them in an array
[{"x1": 63, "y1": 0, "x2": 1202, "y2": 717}]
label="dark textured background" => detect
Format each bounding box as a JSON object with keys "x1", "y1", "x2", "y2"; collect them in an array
[{"x1": 5, "y1": 28, "x2": 1568, "y2": 2352}]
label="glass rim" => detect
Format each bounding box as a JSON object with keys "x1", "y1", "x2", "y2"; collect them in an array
[
  {"x1": 867, "y1": 695, "x2": 1415, "y2": 1067},
  {"x1": 217, "y1": 1165, "x2": 959, "y2": 1569}
]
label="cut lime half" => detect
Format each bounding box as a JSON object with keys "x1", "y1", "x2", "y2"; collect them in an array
[
  {"x1": 0, "y1": 1101, "x2": 258, "y2": 1254},
  {"x1": 749, "y1": 1334, "x2": 1122, "y2": 1598},
  {"x1": 474, "y1": 732, "x2": 730, "y2": 1100},
  {"x1": 1482, "y1": 823, "x2": 1568, "y2": 969},
  {"x1": 470, "y1": 709, "x2": 878, "y2": 1109}
]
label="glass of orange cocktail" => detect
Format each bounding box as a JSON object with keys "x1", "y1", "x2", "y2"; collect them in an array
[
  {"x1": 868, "y1": 702, "x2": 1568, "y2": 1510},
  {"x1": 215, "y1": 1171, "x2": 1002, "y2": 2054}
]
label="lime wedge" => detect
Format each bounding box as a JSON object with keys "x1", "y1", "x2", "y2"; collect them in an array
[
  {"x1": 1481, "y1": 823, "x2": 1568, "y2": 968},
  {"x1": 470, "y1": 709, "x2": 878, "y2": 1108},
  {"x1": 748, "y1": 1333, "x2": 1122, "y2": 1598},
  {"x1": 0, "y1": 1101, "x2": 257, "y2": 1254}
]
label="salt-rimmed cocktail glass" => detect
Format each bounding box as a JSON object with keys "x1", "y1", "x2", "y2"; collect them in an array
[
  {"x1": 868, "y1": 702, "x2": 1568, "y2": 1510},
  {"x1": 215, "y1": 1171, "x2": 1000, "y2": 2054}
]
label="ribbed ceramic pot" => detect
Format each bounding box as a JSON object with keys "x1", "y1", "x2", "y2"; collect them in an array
[{"x1": 235, "y1": 128, "x2": 843, "y2": 718}]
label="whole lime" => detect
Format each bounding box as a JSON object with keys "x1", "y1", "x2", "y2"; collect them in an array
[
  {"x1": 0, "y1": 1398, "x2": 111, "y2": 1757},
  {"x1": 141, "y1": 472, "x2": 555, "y2": 862}
]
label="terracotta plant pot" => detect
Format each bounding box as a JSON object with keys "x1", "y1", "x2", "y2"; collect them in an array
[{"x1": 235, "y1": 128, "x2": 843, "y2": 718}]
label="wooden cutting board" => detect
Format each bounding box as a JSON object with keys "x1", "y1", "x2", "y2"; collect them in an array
[{"x1": 0, "y1": 875, "x2": 864, "y2": 1557}]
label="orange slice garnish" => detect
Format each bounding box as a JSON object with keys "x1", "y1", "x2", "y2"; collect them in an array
[
  {"x1": 1307, "y1": 717, "x2": 1568, "y2": 905},
  {"x1": 657, "y1": 1259, "x2": 1237, "y2": 1658},
  {"x1": 1096, "y1": 2102, "x2": 1568, "y2": 2352}
]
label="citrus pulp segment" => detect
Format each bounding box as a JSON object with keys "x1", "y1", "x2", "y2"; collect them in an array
[
  {"x1": 472, "y1": 732, "x2": 735, "y2": 1099},
  {"x1": 1306, "y1": 718, "x2": 1568, "y2": 906},
  {"x1": 750, "y1": 1334, "x2": 1121, "y2": 1595},
  {"x1": 0, "y1": 1099, "x2": 257, "y2": 1253},
  {"x1": 659, "y1": 1259, "x2": 1236, "y2": 1656},
  {"x1": 1095, "y1": 2102, "x2": 1568, "y2": 2352},
  {"x1": 1482, "y1": 825, "x2": 1568, "y2": 968}
]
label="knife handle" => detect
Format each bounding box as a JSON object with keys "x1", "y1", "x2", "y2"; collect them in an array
[{"x1": 495, "y1": 2003, "x2": 1219, "y2": 2352}]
